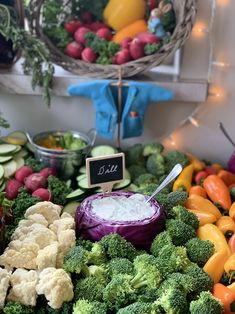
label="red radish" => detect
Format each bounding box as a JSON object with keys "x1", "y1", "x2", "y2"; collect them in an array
[
  {"x1": 137, "y1": 32, "x2": 160, "y2": 44},
  {"x1": 39, "y1": 167, "x2": 57, "y2": 178},
  {"x1": 96, "y1": 28, "x2": 113, "y2": 41},
  {"x1": 24, "y1": 173, "x2": 47, "y2": 192},
  {"x1": 121, "y1": 37, "x2": 132, "y2": 49},
  {"x1": 65, "y1": 41, "x2": 84, "y2": 59},
  {"x1": 81, "y1": 12, "x2": 93, "y2": 24},
  {"x1": 15, "y1": 166, "x2": 33, "y2": 183},
  {"x1": 114, "y1": 49, "x2": 131, "y2": 65},
  {"x1": 129, "y1": 38, "x2": 145, "y2": 60},
  {"x1": 90, "y1": 22, "x2": 109, "y2": 32},
  {"x1": 5, "y1": 179, "x2": 23, "y2": 200},
  {"x1": 81, "y1": 47, "x2": 97, "y2": 63},
  {"x1": 74, "y1": 27, "x2": 91, "y2": 44},
  {"x1": 32, "y1": 188, "x2": 52, "y2": 201},
  {"x1": 64, "y1": 19, "x2": 83, "y2": 33}
]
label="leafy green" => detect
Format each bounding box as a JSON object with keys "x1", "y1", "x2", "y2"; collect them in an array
[{"x1": 71, "y1": 0, "x2": 109, "y2": 21}]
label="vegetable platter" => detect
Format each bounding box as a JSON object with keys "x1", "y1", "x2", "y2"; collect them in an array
[
  {"x1": 1, "y1": 138, "x2": 235, "y2": 313},
  {"x1": 27, "y1": 0, "x2": 197, "y2": 78}
]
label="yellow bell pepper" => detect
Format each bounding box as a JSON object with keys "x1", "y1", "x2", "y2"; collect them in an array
[
  {"x1": 224, "y1": 253, "x2": 235, "y2": 274},
  {"x1": 187, "y1": 209, "x2": 217, "y2": 226},
  {"x1": 203, "y1": 249, "x2": 230, "y2": 283},
  {"x1": 103, "y1": 0, "x2": 146, "y2": 31},
  {"x1": 172, "y1": 164, "x2": 194, "y2": 193},
  {"x1": 216, "y1": 216, "x2": 235, "y2": 238},
  {"x1": 187, "y1": 153, "x2": 205, "y2": 172},
  {"x1": 197, "y1": 223, "x2": 231, "y2": 256}
]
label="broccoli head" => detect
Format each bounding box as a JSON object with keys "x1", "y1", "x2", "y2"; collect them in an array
[
  {"x1": 106, "y1": 258, "x2": 134, "y2": 277},
  {"x1": 73, "y1": 299, "x2": 107, "y2": 314},
  {"x1": 87, "y1": 242, "x2": 107, "y2": 265},
  {"x1": 142, "y1": 143, "x2": 164, "y2": 157},
  {"x1": 125, "y1": 144, "x2": 145, "y2": 167},
  {"x1": 131, "y1": 253, "x2": 163, "y2": 289},
  {"x1": 3, "y1": 301, "x2": 35, "y2": 314},
  {"x1": 117, "y1": 302, "x2": 154, "y2": 314},
  {"x1": 127, "y1": 165, "x2": 147, "y2": 182},
  {"x1": 165, "y1": 219, "x2": 196, "y2": 246},
  {"x1": 102, "y1": 274, "x2": 135, "y2": 311},
  {"x1": 189, "y1": 291, "x2": 223, "y2": 314},
  {"x1": 63, "y1": 245, "x2": 89, "y2": 274},
  {"x1": 146, "y1": 153, "x2": 166, "y2": 177},
  {"x1": 136, "y1": 183, "x2": 158, "y2": 196},
  {"x1": 155, "y1": 190, "x2": 188, "y2": 211},
  {"x1": 134, "y1": 173, "x2": 158, "y2": 187},
  {"x1": 185, "y1": 237, "x2": 215, "y2": 266},
  {"x1": 169, "y1": 205, "x2": 199, "y2": 230},
  {"x1": 47, "y1": 175, "x2": 72, "y2": 205},
  {"x1": 150, "y1": 231, "x2": 173, "y2": 257},
  {"x1": 74, "y1": 276, "x2": 106, "y2": 302},
  {"x1": 164, "y1": 150, "x2": 189, "y2": 172},
  {"x1": 75, "y1": 237, "x2": 93, "y2": 251},
  {"x1": 99, "y1": 233, "x2": 138, "y2": 261}
]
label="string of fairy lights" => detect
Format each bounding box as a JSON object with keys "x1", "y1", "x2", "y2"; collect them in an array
[{"x1": 161, "y1": 0, "x2": 230, "y2": 148}]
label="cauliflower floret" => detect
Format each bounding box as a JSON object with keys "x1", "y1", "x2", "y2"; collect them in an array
[
  {"x1": 0, "y1": 241, "x2": 39, "y2": 269},
  {"x1": 36, "y1": 267, "x2": 73, "y2": 309},
  {"x1": 19, "y1": 213, "x2": 48, "y2": 228},
  {"x1": 56, "y1": 230, "x2": 76, "y2": 268},
  {"x1": 7, "y1": 268, "x2": 38, "y2": 306},
  {"x1": 25, "y1": 202, "x2": 62, "y2": 224},
  {"x1": 0, "y1": 268, "x2": 11, "y2": 308},
  {"x1": 36, "y1": 242, "x2": 59, "y2": 270},
  {"x1": 49, "y1": 215, "x2": 75, "y2": 235}
]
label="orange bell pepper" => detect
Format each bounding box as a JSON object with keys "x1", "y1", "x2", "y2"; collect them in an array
[
  {"x1": 213, "y1": 283, "x2": 235, "y2": 314},
  {"x1": 224, "y1": 253, "x2": 235, "y2": 275},
  {"x1": 203, "y1": 249, "x2": 230, "y2": 283},
  {"x1": 216, "y1": 216, "x2": 235, "y2": 238},
  {"x1": 172, "y1": 164, "x2": 194, "y2": 193},
  {"x1": 185, "y1": 194, "x2": 222, "y2": 220},
  {"x1": 189, "y1": 185, "x2": 207, "y2": 198},
  {"x1": 187, "y1": 209, "x2": 217, "y2": 226},
  {"x1": 197, "y1": 223, "x2": 231, "y2": 255},
  {"x1": 203, "y1": 174, "x2": 232, "y2": 210},
  {"x1": 211, "y1": 163, "x2": 224, "y2": 174},
  {"x1": 229, "y1": 203, "x2": 235, "y2": 220},
  {"x1": 227, "y1": 282, "x2": 235, "y2": 293},
  {"x1": 229, "y1": 234, "x2": 235, "y2": 254},
  {"x1": 187, "y1": 153, "x2": 205, "y2": 172},
  {"x1": 218, "y1": 170, "x2": 235, "y2": 187}
]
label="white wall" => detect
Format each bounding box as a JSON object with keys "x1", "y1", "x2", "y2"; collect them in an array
[{"x1": 0, "y1": 0, "x2": 234, "y2": 166}]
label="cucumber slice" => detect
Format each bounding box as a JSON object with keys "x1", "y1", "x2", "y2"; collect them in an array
[
  {"x1": 76, "y1": 173, "x2": 87, "y2": 182},
  {"x1": 0, "y1": 165, "x2": 4, "y2": 180},
  {"x1": 78, "y1": 177, "x2": 90, "y2": 190},
  {"x1": 0, "y1": 180, "x2": 5, "y2": 192},
  {"x1": 13, "y1": 145, "x2": 22, "y2": 154},
  {"x1": 0, "y1": 144, "x2": 18, "y2": 156},
  {"x1": 62, "y1": 201, "x2": 80, "y2": 217},
  {"x1": 14, "y1": 157, "x2": 24, "y2": 170},
  {"x1": 14, "y1": 148, "x2": 29, "y2": 159},
  {"x1": 79, "y1": 165, "x2": 86, "y2": 174},
  {"x1": 3, "y1": 160, "x2": 17, "y2": 178},
  {"x1": 66, "y1": 188, "x2": 86, "y2": 199},
  {"x1": 3, "y1": 131, "x2": 27, "y2": 146},
  {"x1": 113, "y1": 169, "x2": 131, "y2": 190},
  {"x1": 90, "y1": 145, "x2": 117, "y2": 157},
  {"x1": 0, "y1": 155, "x2": 13, "y2": 163}
]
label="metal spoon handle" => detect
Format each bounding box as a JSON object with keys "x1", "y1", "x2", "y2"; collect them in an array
[
  {"x1": 219, "y1": 122, "x2": 235, "y2": 148},
  {"x1": 145, "y1": 163, "x2": 183, "y2": 203}
]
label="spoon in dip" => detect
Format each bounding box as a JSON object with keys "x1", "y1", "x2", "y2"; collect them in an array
[{"x1": 145, "y1": 163, "x2": 183, "y2": 203}]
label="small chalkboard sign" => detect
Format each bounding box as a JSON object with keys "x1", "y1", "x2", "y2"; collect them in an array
[{"x1": 86, "y1": 153, "x2": 125, "y2": 193}]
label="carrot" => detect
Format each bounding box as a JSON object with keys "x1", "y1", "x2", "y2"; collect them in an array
[
  {"x1": 203, "y1": 174, "x2": 232, "y2": 210},
  {"x1": 112, "y1": 19, "x2": 147, "y2": 44},
  {"x1": 189, "y1": 185, "x2": 207, "y2": 198}
]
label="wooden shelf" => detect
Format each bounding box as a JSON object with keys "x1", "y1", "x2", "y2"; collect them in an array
[{"x1": 0, "y1": 61, "x2": 208, "y2": 102}]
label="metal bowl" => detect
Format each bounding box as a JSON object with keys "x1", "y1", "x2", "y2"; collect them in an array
[{"x1": 27, "y1": 129, "x2": 96, "y2": 180}]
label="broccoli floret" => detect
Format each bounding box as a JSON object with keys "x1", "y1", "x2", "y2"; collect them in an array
[
  {"x1": 73, "y1": 299, "x2": 107, "y2": 314},
  {"x1": 127, "y1": 165, "x2": 147, "y2": 182},
  {"x1": 150, "y1": 231, "x2": 173, "y2": 257},
  {"x1": 146, "y1": 154, "x2": 166, "y2": 177},
  {"x1": 75, "y1": 237, "x2": 93, "y2": 251},
  {"x1": 117, "y1": 302, "x2": 154, "y2": 314},
  {"x1": 183, "y1": 264, "x2": 214, "y2": 295},
  {"x1": 142, "y1": 143, "x2": 164, "y2": 157},
  {"x1": 169, "y1": 205, "x2": 199, "y2": 229},
  {"x1": 154, "y1": 287, "x2": 189, "y2": 314},
  {"x1": 24, "y1": 156, "x2": 44, "y2": 172},
  {"x1": 134, "y1": 173, "x2": 158, "y2": 186},
  {"x1": 60, "y1": 302, "x2": 73, "y2": 314},
  {"x1": 74, "y1": 276, "x2": 106, "y2": 302},
  {"x1": 135, "y1": 287, "x2": 159, "y2": 303},
  {"x1": 136, "y1": 183, "x2": 158, "y2": 196},
  {"x1": 63, "y1": 245, "x2": 89, "y2": 274},
  {"x1": 165, "y1": 150, "x2": 189, "y2": 172},
  {"x1": 166, "y1": 219, "x2": 196, "y2": 246},
  {"x1": 82, "y1": 265, "x2": 107, "y2": 281},
  {"x1": 88, "y1": 242, "x2": 107, "y2": 265},
  {"x1": 157, "y1": 244, "x2": 193, "y2": 278},
  {"x1": 99, "y1": 234, "x2": 138, "y2": 261},
  {"x1": 3, "y1": 301, "x2": 35, "y2": 314},
  {"x1": 189, "y1": 291, "x2": 223, "y2": 314},
  {"x1": 156, "y1": 190, "x2": 188, "y2": 211},
  {"x1": 125, "y1": 144, "x2": 145, "y2": 167},
  {"x1": 131, "y1": 254, "x2": 163, "y2": 289},
  {"x1": 103, "y1": 274, "x2": 135, "y2": 311},
  {"x1": 106, "y1": 258, "x2": 134, "y2": 277},
  {"x1": 47, "y1": 175, "x2": 72, "y2": 205},
  {"x1": 185, "y1": 237, "x2": 215, "y2": 266}
]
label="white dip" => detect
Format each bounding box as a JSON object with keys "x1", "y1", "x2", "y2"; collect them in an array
[{"x1": 91, "y1": 193, "x2": 155, "y2": 222}]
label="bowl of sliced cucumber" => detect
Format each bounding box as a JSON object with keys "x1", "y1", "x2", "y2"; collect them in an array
[{"x1": 27, "y1": 129, "x2": 96, "y2": 180}]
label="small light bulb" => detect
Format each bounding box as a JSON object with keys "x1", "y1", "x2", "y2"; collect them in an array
[
  {"x1": 192, "y1": 22, "x2": 209, "y2": 37},
  {"x1": 212, "y1": 61, "x2": 230, "y2": 68},
  {"x1": 189, "y1": 117, "x2": 199, "y2": 127}
]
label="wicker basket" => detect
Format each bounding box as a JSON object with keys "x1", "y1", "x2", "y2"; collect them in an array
[
  {"x1": 0, "y1": 0, "x2": 24, "y2": 68},
  {"x1": 29, "y1": 0, "x2": 197, "y2": 79}
]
